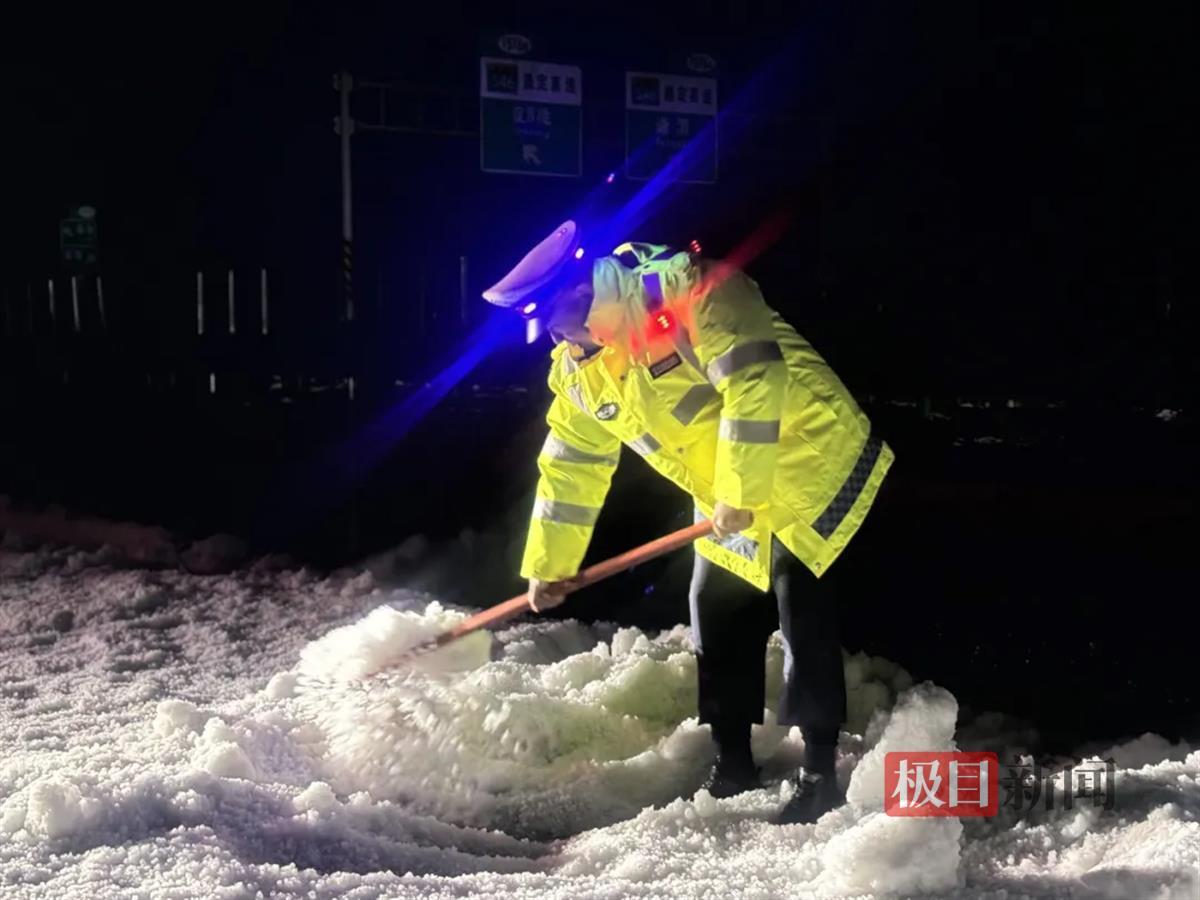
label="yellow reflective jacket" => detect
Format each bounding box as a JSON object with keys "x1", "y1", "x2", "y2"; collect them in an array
[{"x1": 520, "y1": 242, "x2": 894, "y2": 590}]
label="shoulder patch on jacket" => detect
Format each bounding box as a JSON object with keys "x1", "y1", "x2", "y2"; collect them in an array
[{"x1": 648, "y1": 352, "x2": 682, "y2": 379}]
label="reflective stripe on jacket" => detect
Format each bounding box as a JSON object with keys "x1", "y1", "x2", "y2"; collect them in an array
[{"x1": 520, "y1": 243, "x2": 894, "y2": 590}]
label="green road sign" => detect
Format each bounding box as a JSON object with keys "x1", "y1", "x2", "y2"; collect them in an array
[
  {"x1": 480, "y1": 57, "x2": 582, "y2": 177},
  {"x1": 625, "y1": 71, "x2": 718, "y2": 184},
  {"x1": 59, "y1": 205, "x2": 99, "y2": 267}
]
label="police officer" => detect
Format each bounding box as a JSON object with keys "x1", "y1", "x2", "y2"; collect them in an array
[{"x1": 482, "y1": 221, "x2": 893, "y2": 823}]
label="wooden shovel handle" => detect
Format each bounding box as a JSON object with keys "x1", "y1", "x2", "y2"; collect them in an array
[{"x1": 434, "y1": 519, "x2": 714, "y2": 647}]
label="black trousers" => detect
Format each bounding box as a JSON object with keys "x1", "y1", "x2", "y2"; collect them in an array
[{"x1": 688, "y1": 539, "x2": 846, "y2": 738}]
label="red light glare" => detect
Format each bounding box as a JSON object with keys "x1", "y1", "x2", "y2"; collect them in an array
[{"x1": 649, "y1": 311, "x2": 675, "y2": 336}]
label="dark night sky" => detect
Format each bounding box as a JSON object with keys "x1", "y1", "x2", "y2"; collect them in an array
[
  {"x1": 8, "y1": 1, "x2": 1193, "y2": 401},
  {"x1": 4, "y1": 5, "x2": 1195, "y2": 737}
]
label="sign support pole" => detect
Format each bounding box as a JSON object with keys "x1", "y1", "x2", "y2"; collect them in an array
[{"x1": 336, "y1": 71, "x2": 356, "y2": 323}]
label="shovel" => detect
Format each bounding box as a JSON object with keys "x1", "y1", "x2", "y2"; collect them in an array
[{"x1": 371, "y1": 519, "x2": 715, "y2": 675}]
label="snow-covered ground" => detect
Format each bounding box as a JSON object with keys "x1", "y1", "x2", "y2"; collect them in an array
[{"x1": 0, "y1": 541, "x2": 1197, "y2": 899}]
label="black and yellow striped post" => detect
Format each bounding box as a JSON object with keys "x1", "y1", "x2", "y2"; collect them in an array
[
  {"x1": 342, "y1": 237, "x2": 354, "y2": 322},
  {"x1": 335, "y1": 71, "x2": 356, "y2": 323}
]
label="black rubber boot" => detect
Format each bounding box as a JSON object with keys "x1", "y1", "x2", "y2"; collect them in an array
[
  {"x1": 777, "y1": 772, "x2": 845, "y2": 824},
  {"x1": 803, "y1": 730, "x2": 838, "y2": 779},
  {"x1": 777, "y1": 728, "x2": 843, "y2": 823},
  {"x1": 704, "y1": 755, "x2": 764, "y2": 798},
  {"x1": 702, "y1": 720, "x2": 763, "y2": 798}
]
